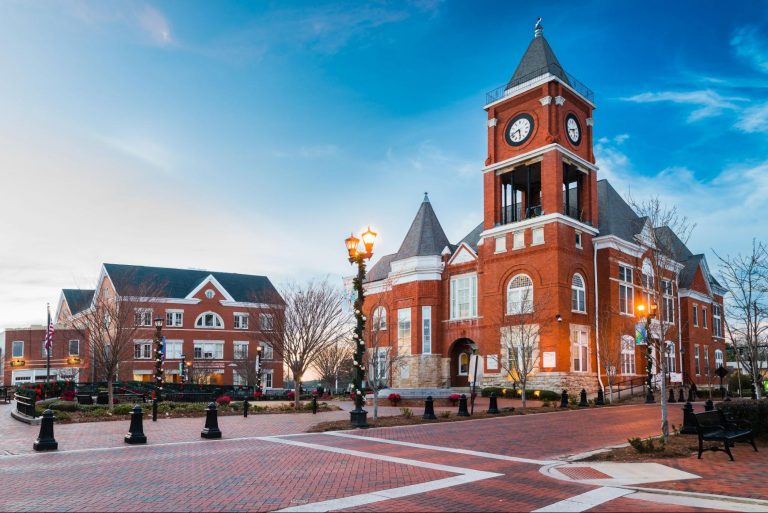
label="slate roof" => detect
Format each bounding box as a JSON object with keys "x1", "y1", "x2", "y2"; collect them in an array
[
  {"x1": 507, "y1": 33, "x2": 570, "y2": 89},
  {"x1": 103, "y1": 263, "x2": 282, "y2": 304},
  {"x1": 458, "y1": 222, "x2": 484, "y2": 253},
  {"x1": 366, "y1": 253, "x2": 396, "y2": 283},
  {"x1": 596, "y1": 180, "x2": 646, "y2": 243},
  {"x1": 62, "y1": 289, "x2": 94, "y2": 315},
  {"x1": 393, "y1": 194, "x2": 451, "y2": 260}
]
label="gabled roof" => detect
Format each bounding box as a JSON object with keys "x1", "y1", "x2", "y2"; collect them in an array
[
  {"x1": 393, "y1": 194, "x2": 451, "y2": 260},
  {"x1": 458, "y1": 222, "x2": 484, "y2": 253},
  {"x1": 596, "y1": 180, "x2": 645, "y2": 243},
  {"x1": 62, "y1": 289, "x2": 94, "y2": 315},
  {"x1": 102, "y1": 263, "x2": 281, "y2": 304},
  {"x1": 507, "y1": 31, "x2": 570, "y2": 89}
]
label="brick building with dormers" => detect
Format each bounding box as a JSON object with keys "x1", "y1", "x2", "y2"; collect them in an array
[
  {"x1": 361, "y1": 23, "x2": 726, "y2": 395},
  {"x1": 4, "y1": 263, "x2": 285, "y2": 388}
]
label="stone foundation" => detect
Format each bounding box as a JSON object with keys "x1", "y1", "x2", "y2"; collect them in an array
[
  {"x1": 480, "y1": 372, "x2": 601, "y2": 396},
  {"x1": 393, "y1": 354, "x2": 450, "y2": 388}
]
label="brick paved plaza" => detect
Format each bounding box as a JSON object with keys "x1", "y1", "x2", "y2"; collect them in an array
[{"x1": 1, "y1": 401, "x2": 766, "y2": 512}]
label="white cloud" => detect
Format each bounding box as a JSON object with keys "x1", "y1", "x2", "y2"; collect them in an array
[
  {"x1": 58, "y1": 1, "x2": 174, "y2": 47},
  {"x1": 623, "y1": 90, "x2": 747, "y2": 122},
  {"x1": 134, "y1": 4, "x2": 173, "y2": 46},
  {"x1": 735, "y1": 101, "x2": 768, "y2": 133},
  {"x1": 731, "y1": 25, "x2": 768, "y2": 74}
]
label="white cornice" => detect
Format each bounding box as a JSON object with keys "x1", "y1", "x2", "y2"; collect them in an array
[
  {"x1": 219, "y1": 300, "x2": 278, "y2": 309},
  {"x1": 483, "y1": 143, "x2": 598, "y2": 175},
  {"x1": 480, "y1": 213, "x2": 598, "y2": 240},
  {"x1": 186, "y1": 275, "x2": 236, "y2": 302},
  {"x1": 447, "y1": 243, "x2": 477, "y2": 266},
  {"x1": 594, "y1": 235, "x2": 644, "y2": 258},
  {"x1": 680, "y1": 289, "x2": 713, "y2": 304},
  {"x1": 483, "y1": 74, "x2": 596, "y2": 111}
]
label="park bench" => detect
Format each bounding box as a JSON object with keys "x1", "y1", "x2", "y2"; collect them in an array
[{"x1": 693, "y1": 410, "x2": 758, "y2": 461}]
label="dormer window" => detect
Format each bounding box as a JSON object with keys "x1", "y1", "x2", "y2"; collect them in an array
[{"x1": 195, "y1": 312, "x2": 224, "y2": 329}]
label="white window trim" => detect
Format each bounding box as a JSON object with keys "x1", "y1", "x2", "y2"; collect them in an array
[
  {"x1": 575, "y1": 231, "x2": 583, "y2": 249},
  {"x1": 693, "y1": 304, "x2": 699, "y2": 327},
  {"x1": 259, "y1": 342, "x2": 274, "y2": 360},
  {"x1": 571, "y1": 325, "x2": 590, "y2": 373},
  {"x1": 373, "y1": 307, "x2": 387, "y2": 331},
  {"x1": 397, "y1": 308, "x2": 412, "y2": 356},
  {"x1": 234, "y1": 340, "x2": 249, "y2": 359},
  {"x1": 163, "y1": 339, "x2": 184, "y2": 360},
  {"x1": 193, "y1": 340, "x2": 225, "y2": 359},
  {"x1": 507, "y1": 274, "x2": 534, "y2": 315},
  {"x1": 422, "y1": 306, "x2": 432, "y2": 355},
  {"x1": 194, "y1": 311, "x2": 224, "y2": 329},
  {"x1": 135, "y1": 308, "x2": 153, "y2": 327},
  {"x1": 68, "y1": 339, "x2": 80, "y2": 356},
  {"x1": 571, "y1": 273, "x2": 587, "y2": 313},
  {"x1": 233, "y1": 312, "x2": 249, "y2": 330},
  {"x1": 165, "y1": 309, "x2": 184, "y2": 328},
  {"x1": 133, "y1": 339, "x2": 153, "y2": 359},
  {"x1": 457, "y1": 352, "x2": 469, "y2": 376},
  {"x1": 12, "y1": 340, "x2": 24, "y2": 358},
  {"x1": 450, "y1": 273, "x2": 478, "y2": 320}
]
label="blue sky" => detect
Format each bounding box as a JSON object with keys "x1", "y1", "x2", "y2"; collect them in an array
[{"x1": 1, "y1": 0, "x2": 767, "y2": 328}]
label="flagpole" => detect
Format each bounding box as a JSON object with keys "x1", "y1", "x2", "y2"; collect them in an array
[{"x1": 46, "y1": 303, "x2": 51, "y2": 384}]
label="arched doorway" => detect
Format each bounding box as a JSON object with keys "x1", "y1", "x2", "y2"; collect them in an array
[{"x1": 449, "y1": 338, "x2": 476, "y2": 388}]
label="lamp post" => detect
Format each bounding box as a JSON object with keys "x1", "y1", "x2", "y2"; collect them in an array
[
  {"x1": 255, "y1": 345, "x2": 263, "y2": 392},
  {"x1": 152, "y1": 317, "x2": 164, "y2": 422},
  {"x1": 636, "y1": 303, "x2": 657, "y2": 404},
  {"x1": 345, "y1": 226, "x2": 377, "y2": 428}
]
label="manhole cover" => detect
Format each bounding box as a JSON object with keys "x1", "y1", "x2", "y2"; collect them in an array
[{"x1": 557, "y1": 466, "x2": 612, "y2": 480}]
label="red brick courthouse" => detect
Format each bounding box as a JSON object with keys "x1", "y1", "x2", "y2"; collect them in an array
[
  {"x1": 362, "y1": 24, "x2": 726, "y2": 394},
  {"x1": 4, "y1": 263, "x2": 284, "y2": 388}
]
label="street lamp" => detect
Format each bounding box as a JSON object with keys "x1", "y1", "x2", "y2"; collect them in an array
[
  {"x1": 152, "y1": 317, "x2": 164, "y2": 422},
  {"x1": 636, "y1": 303, "x2": 657, "y2": 404},
  {"x1": 345, "y1": 226, "x2": 377, "y2": 428}
]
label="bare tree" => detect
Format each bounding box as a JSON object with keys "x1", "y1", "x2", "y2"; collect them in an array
[
  {"x1": 596, "y1": 306, "x2": 626, "y2": 403},
  {"x1": 496, "y1": 286, "x2": 557, "y2": 408},
  {"x1": 313, "y1": 338, "x2": 354, "y2": 394},
  {"x1": 629, "y1": 195, "x2": 694, "y2": 442},
  {"x1": 261, "y1": 279, "x2": 351, "y2": 409},
  {"x1": 66, "y1": 281, "x2": 163, "y2": 410},
  {"x1": 716, "y1": 239, "x2": 768, "y2": 399},
  {"x1": 232, "y1": 349, "x2": 262, "y2": 388}
]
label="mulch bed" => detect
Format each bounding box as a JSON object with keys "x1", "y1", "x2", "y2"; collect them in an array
[{"x1": 582, "y1": 435, "x2": 697, "y2": 462}]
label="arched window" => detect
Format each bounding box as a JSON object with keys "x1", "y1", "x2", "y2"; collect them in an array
[
  {"x1": 620, "y1": 335, "x2": 636, "y2": 374},
  {"x1": 458, "y1": 353, "x2": 469, "y2": 376},
  {"x1": 195, "y1": 312, "x2": 224, "y2": 329},
  {"x1": 507, "y1": 274, "x2": 533, "y2": 314},
  {"x1": 571, "y1": 273, "x2": 586, "y2": 313},
  {"x1": 372, "y1": 307, "x2": 387, "y2": 331}
]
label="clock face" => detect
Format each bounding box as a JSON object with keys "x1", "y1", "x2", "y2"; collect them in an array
[
  {"x1": 505, "y1": 113, "x2": 534, "y2": 146},
  {"x1": 565, "y1": 114, "x2": 581, "y2": 145}
]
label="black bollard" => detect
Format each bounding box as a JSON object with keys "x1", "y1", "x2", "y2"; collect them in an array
[
  {"x1": 457, "y1": 394, "x2": 470, "y2": 417},
  {"x1": 152, "y1": 399, "x2": 158, "y2": 422},
  {"x1": 33, "y1": 409, "x2": 58, "y2": 451},
  {"x1": 678, "y1": 388, "x2": 685, "y2": 403},
  {"x1": 680, "y1": 401, "x2": 697, "y2": 434},
  {"x1": 124, "y1": 405, "x2": 147, "y2": 444},
  {"x1": 487, "y1": 392, "x2": 500, "y2": 414},
  {"x1": 688, "y1": 385, "x2": 696, "y2": 403},
  {"x1": 705, "y1": 399, "x2": 714, "y2": 412},
  {"x1": 423, "y1": 396, "x2": 437, "y2": 420},
  {"x1": 578, "y1": 389, "x2": 588, "y2": 407},
  {"x1": 243, "y1": 398, "x2": 249, "y2": 418},
  {"x1": 595, "y1": 388, "x2": 605, "y2": 406},
  {"x1": 311, "y1": 396, "x2": 318, "y2": 415},
  {"x1": 560, "y1": 390, "x2": 568, "y2": 408},
  {"x1": 668, "y1": 388, "x2": 676, "y2": 403},
  {"x1": 201, "y1": 402, "x2": 222, "y2": 439}
]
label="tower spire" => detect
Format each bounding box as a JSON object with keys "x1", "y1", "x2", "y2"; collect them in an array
[{"x1": 534, "y1": 17, "x2": 543, "y2": 38}]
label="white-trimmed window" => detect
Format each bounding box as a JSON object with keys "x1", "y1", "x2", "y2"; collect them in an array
[
  {"x1": 715, "y1": 349, "x2": 724, "y2": 368},
  {"x1": 234, "y1": 313, "x2": 249, "y2": 330},
  {"x1": 507, "y1": 274, "x2": 533, "y2": 314},
  {"x1": 571, "y1": 273, "x2": 586, "y2": 313},
  {"x1": 641, "y1": 258, "x2": 654, "y2": 289},
  {"x1": 263, "y1": 369, "x2": 274, "y2": 389},
  {"x1": 397, "y1": 308, "x2": 411, "y2": 355},
  {"x1": 375, "y1": 347, "x2": 389, "y2": 381},
  {"x1": 665, "y1": 341, "x2": 676, "y2": 373},
  {"x1": 662, "y1": 280, "x2": 674, "y2": 324},
  {"x1": 68, "y1": 340, "x2": 80, "y2": 356},
  {"x1": 713, "y1": 304, "x2": 723, "y2": 337},
  {"x1": 134, "y1": 340, "x2": 152, "y2": 359},
  {"x1": 259, "y1": 313, "x2": 274, "y2": 331},
  {"x1": 502, "y1": 324, "x2": 540, "y2": 376},
  {"x1": 373, "y1": 307, "x2": 387, "y2": 331},
  {"x1": 259, "y1": 342, "x2": 274, "y2": 360},
  {"x1": 232, "y1": 372, "x2": 246, "y2": 386},
  {"x1": 12, "y1": 341, "x2": 23, "y2": 358},
  {"x1": 575, "y1": 231, "x2": 583, "y2": 249},
  {"x1": 703, "y1": 307, "x2": 708, "y2": 329},
  {"x1": 134, "y1": 308, "x2": 152, "y2": 327},
  {"x1": 692, "y1": 304, "x2": 699, "y2": 327},
  {"x1": 620, "y1": 335, "x2": 636, "y2": 375},
  {"x1": 619, "y1": 265, "x2": 634, "y2": 315},
  {"x1": 234, "y1": 341, "x2": 249, "y2": 359},
  {"x1": 571, "y1": 326, "x2": 589, "y2": 372},
  {"x1": 422, "y1": 306, "x2": 432, "y2": 354},
  {"x1": 165, "y1": 310, "x2": 183, "y2": 328},
  {"x1": 458, "y1": 353, "x2": 469, "y2": 376},
  {"x1": 164, "y1": 340, "x2": 183, "y2": 359},
  {"x1": 532, "y1": 227, "x2": 544, "y2": 245},
  {"x1": 193, "y1": 341, "x2": 224, "y2": 359},
  {"x1": 450, "y1": 273, "x2": 478, "y2": 319},
  {"x1": 513, "y1": 231, "x2": 524, "y2": 249},
  {"x1": 694, "y1": 344, "x2": 701, "y2": 375},
  {"x1": 195, "y1": 312, "x2": 224, "y2": 329},
  {"x1": 703, "y1": 345, "x2": 710, "y2": 374}
]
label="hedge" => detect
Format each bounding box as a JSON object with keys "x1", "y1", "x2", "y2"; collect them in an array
[
  {"x1": 480, "y1": 387, "x2": 560, "y2": 401},
  {"x1": 718, "y1": 399, "x2": 768, "y2": 438}
]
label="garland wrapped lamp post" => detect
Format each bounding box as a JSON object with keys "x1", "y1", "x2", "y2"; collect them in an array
[
  {"x1": 345, "y1": 226, "x2": 378, "y2": 429},
  {"x1": 152, "y1": 317, "x2": 164, "y2": 422},
  {"x1": 636, "y1": 303, "x2": 657, "y2": 404}
]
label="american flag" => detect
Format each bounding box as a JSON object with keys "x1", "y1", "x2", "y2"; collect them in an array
[{"x1": 44, "y1": 305, "x2": 54, "y2": 352}]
